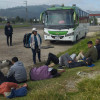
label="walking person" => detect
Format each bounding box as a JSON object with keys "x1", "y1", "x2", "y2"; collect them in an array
[
  {"x1": 4, "y1": 21, "x2": 13, "y2": 46},
  {"x1": 30, "y1": 28, "x2": 42, "y2": 64}
]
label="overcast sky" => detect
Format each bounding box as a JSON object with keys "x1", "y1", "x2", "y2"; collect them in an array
[{"x1": 0, "y1": 0, "x2": 100, "y2": 11}]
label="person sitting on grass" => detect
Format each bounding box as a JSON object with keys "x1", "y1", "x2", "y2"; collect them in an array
[
  {"x1": 30, "y1": 65, "x2": 65, "y2": 81},
  {"x1": 7, "y1": 57, "x2": 27, "y2": 83},
  {"x1": 76, "y1": 41, "x2": 98, "y2": 62},
  {"x1": 94, "y1": 38, "x2": 100, "y2": 60},
  {"x1": 1, "y1": 57, "x2": 27, "y2": 84},
  {"x1": 0, "y1": 82, "x2": 28, "y2": 98}
]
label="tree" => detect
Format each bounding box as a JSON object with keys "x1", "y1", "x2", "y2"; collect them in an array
[
  {"x1": 16, "y1": 16, "x2": 20, "y2": 22},
  {"x1": 94, "y1": 17, "x2": 97, "y2": 25},
  {"x1": 20, "y1": 18, "x2": 24, "y2": 22},
  {"x1": 29, "y1": 18, "x2": 33, "y2": 24},
  {"x1": 12, "y1": 19, "x2": 15, "y2": 24},
  {"x1": 0, "y1": 17, "x2": 2, "y2": 22},
  {"x1": 61, "y1": 4, "x2": 64, "y2": 7}
]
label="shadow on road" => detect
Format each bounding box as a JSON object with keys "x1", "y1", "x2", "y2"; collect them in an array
[{"x1": 50, "y1": 41, "x2": 74, "y2": 46}]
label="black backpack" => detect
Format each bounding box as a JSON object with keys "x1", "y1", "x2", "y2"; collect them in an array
[{"x1": 23, "y1": 33, "x2": 31, "y2": 48}]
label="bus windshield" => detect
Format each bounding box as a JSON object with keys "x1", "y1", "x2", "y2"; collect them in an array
[{"x1": 45, "y1": 9, "x2": 74, "y2": 28}]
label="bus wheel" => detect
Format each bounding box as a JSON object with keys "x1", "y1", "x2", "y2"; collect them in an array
[
  {"x1": 72, "y1": 36, "x2": 78, "y2": 44},
  {"x1": 83, "y1": 33, "x2": 87, "y2": 39},
  {"x1": 76, "y1": 35, "x2": 78, "y2": 42}
]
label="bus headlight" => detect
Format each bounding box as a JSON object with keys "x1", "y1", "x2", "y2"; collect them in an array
[
  {"x1": 65, "y1": 32, "x2": 74, "y2": 37},
  {"x1": 44, "y1": 32, "x2": 50, "y2": 36}
]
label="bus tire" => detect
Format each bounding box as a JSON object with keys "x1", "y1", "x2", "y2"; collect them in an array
[
  {"x1": 76, "y1": 35, "x2": 78, "y2": 42},
  {"x1": 83, "y1": 33, "x2": 87, "y2": 39},
  {"x1": 72, "y1": 36, "x2": 78, "y2": 44}
]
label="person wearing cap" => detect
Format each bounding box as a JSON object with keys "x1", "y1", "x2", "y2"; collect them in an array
[
  {"x1": 30, "y1": 28, "x2": 42, "y2": 64},
  {"x1": 76, "y1": 41, "x2": 98, "y2": 62},
  {"x1": 4, "y1": 21, "x2": 13, "y2": 46}
]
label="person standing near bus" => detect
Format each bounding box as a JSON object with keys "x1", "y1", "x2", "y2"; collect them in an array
[
  {"x1": 30, "y1": 28, "x2": 42, "y2": 64},
  {"x1": 4, "y1": 21, "x2": 13, "y2": 46}
]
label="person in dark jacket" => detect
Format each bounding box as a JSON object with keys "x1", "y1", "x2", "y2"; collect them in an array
[
  {"x1": 95, "y1": 38, "x2": 100, "y2": 60},
  {"x1": 4, "y1": 21, "x2": 13, "y2": 46}
]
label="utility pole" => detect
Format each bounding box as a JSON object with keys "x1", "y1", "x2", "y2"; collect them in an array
[{"x1": 24, "y1": 1, "x2": 28, "y2": 22}]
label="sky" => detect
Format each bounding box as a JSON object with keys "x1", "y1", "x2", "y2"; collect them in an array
[{"x1": 0, "y1": 0, "x2": 100, "y2": 11}]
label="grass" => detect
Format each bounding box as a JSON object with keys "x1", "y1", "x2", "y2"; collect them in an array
[
  {"x1": 0, "y1": 31, "x2": 100, "y2": 100},
  {"x1": 0, "y1": 24, "x2": 31, "y2": 29}
]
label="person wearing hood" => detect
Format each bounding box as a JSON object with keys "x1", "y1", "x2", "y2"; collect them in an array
[
  {"x1": 30, "y1": 28, "x2": 42, "y2": 64},
  {"x1": 7, "y1": 57, "x2": 27, "y2": 83}
]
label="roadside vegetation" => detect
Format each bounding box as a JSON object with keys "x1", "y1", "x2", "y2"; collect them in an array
[{"x1": 0, "y1": 31, "x2": 100, "y2": 100}]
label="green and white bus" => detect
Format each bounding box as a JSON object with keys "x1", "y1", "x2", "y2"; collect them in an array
[{"x1": 40, "y1": 5, "x2": 89, "y2": 42}]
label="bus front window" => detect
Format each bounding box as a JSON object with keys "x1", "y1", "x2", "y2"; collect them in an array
[{"x1": 45, "y1": 10, "x2": 74, "y2": 27}]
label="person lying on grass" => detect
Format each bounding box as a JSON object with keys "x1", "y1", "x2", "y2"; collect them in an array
[
  {"x1": 0, "y1": 82, "x2": 28, "y2": 98},
  {"x1": 30, "y1": 65, "x2": 65, "y2": 81},
  {"x1": 45, "y1": 52, "x2": 93, "y2": 69}
]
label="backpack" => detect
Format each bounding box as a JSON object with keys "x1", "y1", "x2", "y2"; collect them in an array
[{"x1": 23, "y1": 33, "x2": 31, "y2": 48}]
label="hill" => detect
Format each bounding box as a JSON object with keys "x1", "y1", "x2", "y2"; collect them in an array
[
  {"x1": 0, "y1": 5, "x2": 50, "y2": 19},
  {"x1": 0, "y1": 5, "x2": 100, "y2": 19}
]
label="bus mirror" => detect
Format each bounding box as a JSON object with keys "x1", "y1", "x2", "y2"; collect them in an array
[
  {"x1": 40, "y1": 12, "x2": 44, "y2": 22},
  {"x1": 73, "y1": 12, "x2": 76, "y2": 21}
]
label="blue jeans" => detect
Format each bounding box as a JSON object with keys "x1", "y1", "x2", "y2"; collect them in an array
[{"x1": 31, "y1": 49, "x2": 41, "y2": 64}]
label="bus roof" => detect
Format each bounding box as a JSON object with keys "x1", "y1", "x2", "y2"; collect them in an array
[
  {"x1": 47, "y1": 6, "x2": 89, "y2": 15},
  {"x1": 47, "y1": 6, "x2": 79, "y2": 10}
]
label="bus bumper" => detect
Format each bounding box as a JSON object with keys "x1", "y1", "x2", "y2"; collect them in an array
[{"x1": 44, "y1": 35, "x2": 75, "y2": 42}]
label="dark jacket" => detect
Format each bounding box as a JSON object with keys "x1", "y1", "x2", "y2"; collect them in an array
[
  {"x1": 0, "y1": 71, "x2": 7, "y2": 85},
  {"x1": 5, "y1": 25, "x2": 13, "y2": 36},
  {"x1": 95, "y1": 44, "x2": 100, "y2": 60},
  {"x1": 84, "y1": 46, "x2": 98, "y2": 62}
]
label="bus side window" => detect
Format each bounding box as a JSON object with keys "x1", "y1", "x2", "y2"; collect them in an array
[{"x1": 76, "y1": 14, "x2": 79, "y2": 24}]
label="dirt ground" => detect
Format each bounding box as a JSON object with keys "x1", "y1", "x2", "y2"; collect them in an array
[{"x1": 0, "y1": 27, "x2": 72, "y2": 68}]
